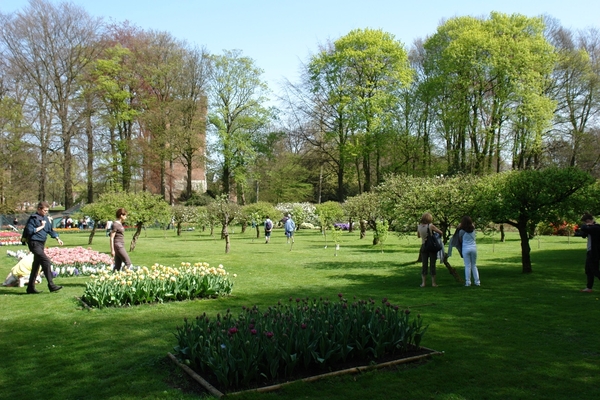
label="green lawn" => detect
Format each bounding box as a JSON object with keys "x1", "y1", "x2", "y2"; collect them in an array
[{"x1": 0, "y1": 227, "x2": 598, "y2": 399}]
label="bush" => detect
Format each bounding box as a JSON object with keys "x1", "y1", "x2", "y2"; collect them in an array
[{"x1": 173, "y1": 295, "x2": 428, "y2": 389}]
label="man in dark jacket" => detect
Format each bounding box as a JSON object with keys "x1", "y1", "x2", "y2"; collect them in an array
[
  {"x1": 24, "y1": 201, "x2": 64, "y2": 294},
  {"x1": 578, "y1": 213, "x2": 600, "y2": 292}
]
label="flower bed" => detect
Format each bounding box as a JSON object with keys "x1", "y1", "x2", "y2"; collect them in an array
[
  {"x1": 7, "y1": 247, "x2": 114, "y2": 276},
  {"x1": 173, "y1": 295, "x2": 428, "y2": 390},
  {"x1": 81, "y1": 262, "x2": 235, "y2": 308},
  {"x1": 0, "y1": 231, "x2": 22, "y2": 246}
]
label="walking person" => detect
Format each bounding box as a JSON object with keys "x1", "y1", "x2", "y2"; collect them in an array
[
  {"x1": 284, "y1": 214, "x2": 295, "y2": 244},
  {"x1": 578, "y1": 213, "x2": 600, "y2": 292},
  {"x1": 110, "y1": 208, "x2": 132, "y2": 271},
  {"x1": 417, "y1": 212, "x2": 443, "y2": 287},
  {"x1": 458, "y1": 216, "x2": 480, "y2": 287},
  {"x1": 264, "y1": 216, "x2": 273, "y2": 244},
  {"x1": 24, "y1": 201, "x2": 64, "y2": 294}
]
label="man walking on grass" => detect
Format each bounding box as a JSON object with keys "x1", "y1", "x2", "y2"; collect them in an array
[
  {"x1": 578, "y1": 213, "x2": 600, "y2": 292},
  {"x1": 24, "y1": 201, "x2": 64, "y2": 294}
]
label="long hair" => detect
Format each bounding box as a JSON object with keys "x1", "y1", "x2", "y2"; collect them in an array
[{"x1": 460, "y1": 216, "x2": 474, "y2": 233}]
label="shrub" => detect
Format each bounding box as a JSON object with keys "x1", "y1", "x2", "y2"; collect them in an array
[
  {"x1": 173, "y1": 295, "x2": 428, "y2": 389},
  {"x1": 81, "y1": 262, "x2": 235, "y2": 308}
]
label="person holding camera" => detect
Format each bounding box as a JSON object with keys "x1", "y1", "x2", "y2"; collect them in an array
[{"x1": 578, "y1": 213, "x2": 600, "y2": 292}]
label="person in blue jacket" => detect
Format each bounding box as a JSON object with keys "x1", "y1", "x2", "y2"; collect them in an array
[
  {"x1": 284, "y1": 214, "x2": 296, "y2": 244},
  {"x1": 24, "y1": 201, "x2": 64, "y2": 294}
]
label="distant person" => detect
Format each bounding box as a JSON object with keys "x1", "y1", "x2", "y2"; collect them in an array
[
  {"x1": 105, "y1": 220, "x2": 113, "y2": 237},
  {"x1": 13, "y1": 217, "x2": 18, "y2": 227},
  {"x1": 110, "y1": 208, "x2": 132, "y2": 272},
  {"x1": 578, "y1": 213, "x2": 600, "y2": 292},
  {"x1": 24, "y1": 201, "x2": 64, "y2": 294},
  {"x1": 458, "y1": 216, "x2": 480, "y2": 287},
  {"x1": 417, "y1": 212, "x2": 443, "y2": 287},
  {"x1": 284, "y1": 214, "x2": 296, "y2": 244},
  {"x1": 264, "y1": 216, "x2": 273, "y2": 244}
]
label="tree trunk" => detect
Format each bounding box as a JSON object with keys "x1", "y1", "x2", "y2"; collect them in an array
[
  {"x1": 87, "y1": 226, "x2": 97, "y2": 245},
  {"x1": 130, "y1": 224, "x2": 143, "y2": 252},
  {"x1": 500, "y1": 224, "x2": 505, "y2": 242},
  {"x1": 517, "y1": 221, "x2": 532, "y2": 273},
  {"x1": 223, "y1": 225, "x2": 230, "y2": 253},
  {"x1": 256, "y1": 225, "x2": 260, "y2": 239},
  {"x1": 177, "y1": 222, "x2": 182, "y2": 236}
]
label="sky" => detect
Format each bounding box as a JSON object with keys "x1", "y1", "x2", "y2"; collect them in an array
[{"x1": 2, "y1": 0, "x2": 600, "y2": 97}]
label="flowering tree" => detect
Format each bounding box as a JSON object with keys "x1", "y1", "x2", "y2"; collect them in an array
[{"x1": 171, "y1": 205, "x2": 200, "y2": 236}]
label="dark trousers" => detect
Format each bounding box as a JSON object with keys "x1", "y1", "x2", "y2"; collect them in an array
[
  {"x1": 585, "y1": 251, "x2": 600, "y2": 289},
  {"x1": 27, "y1": 240, "x2": 57, "y2": 289},
  {"x1": 421, "y1": 246, "x2": 437, "y2": 276}
]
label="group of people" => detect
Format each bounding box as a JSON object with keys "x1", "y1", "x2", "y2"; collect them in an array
[
  {"x1": 417, "y1": 211, "x2": 600, "y2": 291},
  {"x1": 22, "y1": 202, "x2": 132, "y2": 294},
  {"x1": 18, "y1": 201, "x2": 600, "y2": 294},
  {"x1": 264, "y1": 214, "x2": 296, "y2": 244},
  {"x1": 416, "y1": 212, "x2": 479, "y2": 287}
]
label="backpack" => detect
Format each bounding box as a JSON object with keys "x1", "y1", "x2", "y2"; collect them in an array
[
  {"x1": 265, "y1": 220, "x2": 273, "y2": 231},
  {"x1": 20, "y1": 215, "x2": 36, "y2": 246}
]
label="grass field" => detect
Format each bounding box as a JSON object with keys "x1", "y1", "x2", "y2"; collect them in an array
[{"x1": 0, "y1": 226, "x2": 598, "y2": 399}]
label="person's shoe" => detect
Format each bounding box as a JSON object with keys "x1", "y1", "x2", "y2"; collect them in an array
[
  {"x1": 26, "y1": 287, "x2": 42, "y2": 294},
  {"x1": 580, "y1": 288, "x2": 593, "y2": 292},
  {"x1": 49, "y1": 285, "x2": 63, "y2": 292}
]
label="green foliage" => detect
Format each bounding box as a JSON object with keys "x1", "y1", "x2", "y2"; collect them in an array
[
  {"x1": 378, "y1": 174, "x2": 483, "y2": 241},
  {"x1": 479, "y1": 167, "x2": 595, "y2": 272},
  {"x1": 171, "y1": 205, "x2": 200, "y2": 236},
  {"x1": 173, "y1": 295, "x2": 427, "y2": 389},
  {"x1": 181, "y1": 191, "x2": 214, "y2": 207},
  {"x1": 374, "y1": 219, "x2": 389, "y2": 252}
]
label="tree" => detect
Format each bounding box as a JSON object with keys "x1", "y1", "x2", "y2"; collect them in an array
[
  {"x1": 481, "y1": 167, "x2": 595, "y2": 273},
  {"x1": 546, "y1": 22, "x2": 600, "y2": 173},
  {"x1": 315, "y1": 201, "x2": 344, "y2": 246},
  {"x1": 303, "y1": 29, "x2": 412, "y2": 196},
  {"x1": 242, "y1": 202, "x2": 279, "y2": 239},
  {"x1": 171, "y1": 205, "x2": 200, "y2": 236},
  {"x1": 207, "y1": 195, "x2": 242, "y2": 253},
  {"x1": 342, "y1": 192, "x2": 383, "y2": 240},
  {"x1": 86, "y1": 191, "x2": 170, "y2": 251},
  {"x1": 422, "y1": 12, "x2": 556, "y2": 174},
  {"x1": 208, "y1": 49, "x2": 271, "y2": 200},
  {"x1": 0, "y1": 0, "x2": 103, "y2": 208}
]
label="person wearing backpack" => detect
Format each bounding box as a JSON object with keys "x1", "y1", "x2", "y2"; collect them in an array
[
  {"x1": 24, "y1": 201, "x2": 64, "y2": 294},
  {"x1": 264, "y1": 216, "x2": 273, "y2": 244},
  {"x1": 417, "y1": 212, "x2": 443, "y2": 287}
]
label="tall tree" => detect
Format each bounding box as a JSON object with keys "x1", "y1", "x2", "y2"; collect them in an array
[
  {"x1": 422, "y1": 12, "x2": 556, "y2": 174},
  {"x1": 0, "y1": 0, "x2": 103, "y2": 209},
  {"x1": 306, "y1": 29, "x2": 412, "y2": 194},
  {"x1": 208, "y1": 49, "x2": 270, "y2": 201},
  {"x1": 546, "y1": 22, "x2": 600, "y2": 172}
]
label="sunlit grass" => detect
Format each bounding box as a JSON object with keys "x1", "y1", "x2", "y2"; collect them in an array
[{"x1": 0, "y1": 227, "x2": 598, "y2": 399}]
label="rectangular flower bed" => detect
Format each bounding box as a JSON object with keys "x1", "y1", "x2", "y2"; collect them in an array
[{"x1": 172, "y1": 295, "x2": 429, "y2": 391}]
